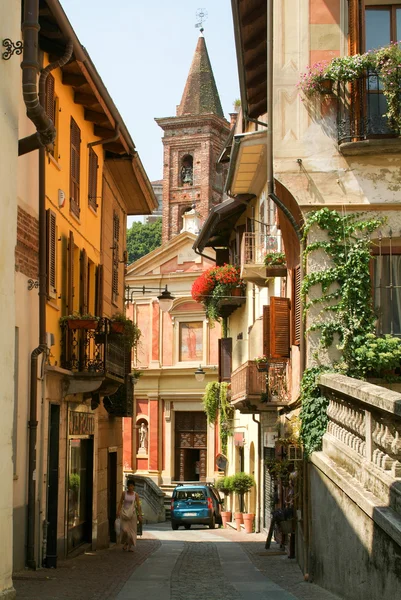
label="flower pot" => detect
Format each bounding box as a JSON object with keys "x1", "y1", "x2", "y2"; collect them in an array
[
  {"x1": 234, "y1": 512, "x2": 243, "y2": 532},
  {"x1": 265, "y1": 265, "x2": 287, "y2": 278},
  {"x1": 67, "y1": 318, "x2": 98, "y2": 330},
  {"x1": 256, "y1": 361, "x2": 268, "y2": 372},
  {"x1": 243, "y1": 513, "x2": 255, "y2": 534},
  {"x1": 320, "y1": 78, "x2": 333, "y2": 94},
  {"x1": 111, "y1": 321, "x2": 125, "y2": 334},
  {"x1": 221, "y1": 511, "x2": 232, "y2": 528}
]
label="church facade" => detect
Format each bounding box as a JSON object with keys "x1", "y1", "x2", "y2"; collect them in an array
[{"x1": 123, "y1": 34, "x2": 231, "y2": 486}]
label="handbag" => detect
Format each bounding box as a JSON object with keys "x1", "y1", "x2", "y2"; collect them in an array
[{"x1": 114, "y1": 517, "x2": 121, "y2": 536}]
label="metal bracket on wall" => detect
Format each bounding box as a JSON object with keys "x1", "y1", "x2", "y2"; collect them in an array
[
  {"x1": 2, "y1": 39, "x2": 23, "y2": 60},
  {"x1": 27, "y1": 279, "x2": 39, "y2": 291}
]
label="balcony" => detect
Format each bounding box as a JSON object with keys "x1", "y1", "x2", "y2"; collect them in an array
[
  {"x1": 60, "y1": 317, "x2": 128, "y2": 396},
  {"x1": 230, "y1": 360, "x2": 289, "y2": 412},
  {"x1": 240, "y1": 231, "x2": 285, "y2": 286},
  {"x1": 337, "y1": 73, "x2": 401, "y2": 152}
]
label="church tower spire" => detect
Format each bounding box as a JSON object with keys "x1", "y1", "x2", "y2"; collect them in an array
[
  {"x1": 156, "y1": 35, "x2": 230, "y2": 244},
  {"x1": 177, "y1": 34, "x2": 224, "y2": 119}
]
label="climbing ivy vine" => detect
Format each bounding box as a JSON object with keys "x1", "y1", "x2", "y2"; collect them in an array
[
  {"x1": 300, "y1": 209, "x2": 385, "y2": 454},
  {"x1": 202, "y1": 381, "x2": 232, "y2": 455}
]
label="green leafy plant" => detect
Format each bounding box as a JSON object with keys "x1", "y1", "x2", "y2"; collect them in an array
[
  {"x1": 111, "y1": 313, "x2": 141, "y2": 349},
  {"x1": 265, "y1": 459, "x2": 293, "y2": 487},
  {"x1": 216, "y1": 475, "x2": 234, "y2": 509},
  {"x1": 263, "y1": 251, "x2": 286, "y2": 266},
  {"x1": 230, "y1": 472, "x2": 255, "y2": 512},
  {"x1": 59, "y1": 312, "x2": 99, "y2": 325},
  {"x1": 354, "y1": 334, "x2": 401, "y2": 377},
  {"x1": 202, "y1": 382, "x2": 233, "y2": 454},
  {"x1": 69, "y1": 473, "x2": 80, "y2": 491}
]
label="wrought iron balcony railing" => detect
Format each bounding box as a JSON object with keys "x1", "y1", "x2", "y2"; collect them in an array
[
  {"x1": 337, "y1": 72, "x2": 401, "y2": 144},
  {"x1": 60, "y1": 317, "x2": 127, "y2": 381}
]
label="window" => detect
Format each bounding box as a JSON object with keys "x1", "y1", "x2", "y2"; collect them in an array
[
  {"x1": 45, "y1": 73, "x2": 58, "y2": 157},
  {"x1": 88, "y1": 147, "x2": 98, "y2": 211},
  {"x1": 180, "y1": 154, "x2": 193, "y2": 185},
  {"x1": 373, "y1": 253, "x2": 401, "y2": 336},
  {"x1": 46, "y1": 209, "x2": 57, "y2": 299},
  {"x1": 112, "y1": 211, "x2": 120, "y2": 303},
  {"x1": 365, "y1": 4, "x2": 401, "y2": 129},
  {"x1": 179, "y1": 322, "x2": 203, "y2": 361},
  {"x1": 70, "y1": 118, "x2": 81, "y2": 217}
]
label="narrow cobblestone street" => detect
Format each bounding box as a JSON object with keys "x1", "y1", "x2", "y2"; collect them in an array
[{"x1": 14, "y1": 523, "x2": 343, "y2": 600}]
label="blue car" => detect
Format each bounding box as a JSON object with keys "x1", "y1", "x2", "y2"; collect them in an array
[{"x1": 171, "y1": 484, "x2": 223, "y2": 530}]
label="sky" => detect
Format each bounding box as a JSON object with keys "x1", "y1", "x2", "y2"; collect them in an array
[{"x1": 61, "y1": 1, "x2": 240, "y2": 222}]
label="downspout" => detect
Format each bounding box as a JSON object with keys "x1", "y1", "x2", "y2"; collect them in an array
[
  {"x1": 88, "y1": 125, "x2": 120, "y2": 148},
  {"x1": 252, "y1": 413, "x2": 261, "y2": 533},
  {"x1": 25, "y1": 22, "x2": 73, "y2": 567},
  {"x1": 193, "y1": 247, "x2": 216, "y2": 263}
]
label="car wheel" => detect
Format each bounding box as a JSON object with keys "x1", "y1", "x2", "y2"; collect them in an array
[
  {"x1": 209, "y1": 514, "x2": 216, "y2": 529},
  {"x1": 171, "y1": 521, "x2": 179, "y2": 530},
  {"x1": 184, "y1": 524, "x2": 191, "y2": 530}
]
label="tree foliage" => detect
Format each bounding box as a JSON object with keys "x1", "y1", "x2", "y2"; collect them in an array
[{"x1": 126, "y1": 219, "x2": 162, "y2": 264}]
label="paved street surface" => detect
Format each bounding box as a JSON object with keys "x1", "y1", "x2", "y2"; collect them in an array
[{"x1": 14, "y1": 522, "x2": 343, "y2": 600}]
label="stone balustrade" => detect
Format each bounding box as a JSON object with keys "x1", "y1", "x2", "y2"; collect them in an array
[{"x1": 319, "y1": 374, "x2": 401, "y2": 509}]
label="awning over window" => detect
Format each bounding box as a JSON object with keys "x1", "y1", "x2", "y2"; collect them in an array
[
  {"x1": 192, "y1": 196, "x2": 249, "y2": 254},
  {"x1": 225, "y1": 130, "x2": 267, "y2": 197}
]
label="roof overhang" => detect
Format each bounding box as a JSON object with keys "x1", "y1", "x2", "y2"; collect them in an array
[
  {"x1": 225, "y1": 130, "x2": 267, "y2": 197},
  {"x1": 105, "y1": 156, "x2": 158, "y2": 215},
  {"x1": 193, "y1": 196, "x2": 251, "y2": 254},
  {"x1": 231, "y1": 0, "x2": 267, "y2": 120}
]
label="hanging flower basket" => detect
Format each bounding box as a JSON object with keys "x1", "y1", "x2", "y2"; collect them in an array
[
  {"x1": 319, "y1": 78, "x2": 333, "y2": 94},
  {"x1": 64, "y1": 317, "x2": 99, "y2": 330},
  {"x1": 266, "y1": 265, "x2": 287, "y2": 278}
]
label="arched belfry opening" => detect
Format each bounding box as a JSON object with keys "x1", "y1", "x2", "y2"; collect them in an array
[{"x1": 180, "y1": 154, "x2": 193, "y2": 186}]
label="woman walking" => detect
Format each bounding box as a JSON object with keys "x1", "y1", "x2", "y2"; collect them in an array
[{"x1": 117, "y1": 479, "x2": 142, "y2": 552}]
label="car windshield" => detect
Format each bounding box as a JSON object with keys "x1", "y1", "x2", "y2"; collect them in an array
[{"x1": 176, "y1": 490, "x2": 205, "y2": 501}]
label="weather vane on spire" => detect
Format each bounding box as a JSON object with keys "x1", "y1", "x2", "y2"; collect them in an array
[{"x1": 195, "y1": 8, "x2": 208, "y2": 34}]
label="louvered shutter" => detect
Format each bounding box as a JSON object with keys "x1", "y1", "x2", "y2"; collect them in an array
[
  {"x1": 348, "y1": 0, "x2": 365, "y2": 134},
  {"x1": 67, "y1": 231, "x2": 75, "y2": 313},
  {"x1": 88, "y1": 147, "x2": 98, "y2": 210},
  {"x1": 112, "y1": 212, "x2": 120, "y2": 301},
  {"x1": 218, "y1": 338, "x2": 232, "y2": 383},
  {"x1": 293, "y1": 266, "x2": 301, "y2": 345},
  {"x1": 46, "y1": 209, "x2": 57, "y2": 299},
  {"x1": 80, "y1": 249, "x2": 88, "y2": 314},
  {"x1": 70, "y1": 118, "x2": 81, "y2": 216},
  {"x1": 270, "y1": 297, "x2": 290, "y2": 359},
  {"x1": 95, "y1": 264, "x2": 104, "y2": 317},
  {"x1": 45, "y1": 74, "x2": 55, "y2": 123},
  {"x1": 263, "y1": 305, "x2": 270, "y2": 358}
]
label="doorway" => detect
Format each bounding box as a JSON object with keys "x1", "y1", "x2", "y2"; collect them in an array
[
  {"x1": 67, "y1": 438, "x2": 93, "y2": 552},
  {"x1": 46, "y1": 404, "x2": 60, "y2": 568},
  {"x1": 108, "y1": 451, "x2": 117, "y2": 543},
  {"x1": 174, "y1": 412, "x2": 207, "y2": 482}
]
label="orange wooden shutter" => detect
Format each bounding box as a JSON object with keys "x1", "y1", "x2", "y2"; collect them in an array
[
  {"x1": 292, "y1": 266, "x2": 301, "y2": 346},
  {"x1": 95, "y1": 264, "x2": 103, "y2": 317},
  {"x1": 270, "y1": 297, "x2": 290, "y2": 359},
  {"x1": 348, "y1": 0, "x2": 365, "y2": 55},
  {"x1": 219, "y1": 338, "x2": 232, "y2": 382},
  {"x1": 80, "y1": 248, "x2": 88, "y2": 315},
  {"x1": 112, "y1": 212, "x2": 120, "y2": 301},
  {"x1": 45, "y1": 73, "x2": 55, "y2": 122},
  {"x1": 263, "y1": 305, "x2": 270, "y2": 358},
  {"x1": 46, "y1": 209, "x2": 57, "y2": 299},
  {"x1": 70, "y1": 118, "x2": 81, "y2": 216},
  {"x1": 67, "y1": 231, "x2": 74, "y2": 313},
  {"x1": 88, "y1": 147, "x2": 98, "y2": 210}
]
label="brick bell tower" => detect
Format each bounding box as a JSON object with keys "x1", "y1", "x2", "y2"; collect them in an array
[{"x1": 156, "y1": 33, "x2": 231, "y2": 244}]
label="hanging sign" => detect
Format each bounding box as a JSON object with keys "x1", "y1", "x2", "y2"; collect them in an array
[{"x1": 69, "y1": 411, "x2": 95, "y2": 436}]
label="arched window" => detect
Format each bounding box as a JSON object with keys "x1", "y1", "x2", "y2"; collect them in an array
[{"x1": 180, "y1": 154, "x2": 193, "y2": 185}]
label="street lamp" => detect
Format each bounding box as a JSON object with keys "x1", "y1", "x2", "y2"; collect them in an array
[
  {"x1": 194, "y1": 365, "x2": 206, "y2": 382},
  {"x1": 125, "y1": 284, "x2": 175, "y2": 313},
  {"x1": 157, "y1": 286, "x2": 174, "y2": 313}
]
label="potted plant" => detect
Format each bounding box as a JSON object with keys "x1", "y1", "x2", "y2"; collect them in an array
[
  {"x1": 231, "y1": 472, "x2": 256, "y2": 533},
  {"x1": 354, "y1": 333, "x2": 401, "y2": 379},
  {"x1": 263, "y1": 251, "x2": 287, "y2": 278},
  {"x1": 254, "y1": 355, "x2": 269, "y2": 372},
  {"x1": 60, "y1": 312, "x2": 100, "y2": 330},
  {"x1": 110, "y1": 313, "x2": 141, "y2": 349},
  {"x1": 216, "y1": 475, "x2": 233, "y2": 527},
  {"x1": 191, "y1": 264, "x2": 245, "y2": 324}
]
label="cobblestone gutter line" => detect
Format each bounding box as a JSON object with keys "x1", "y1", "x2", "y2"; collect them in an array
[{"x1": 170, "y1": 542, "x2": 242, "y2": 600}]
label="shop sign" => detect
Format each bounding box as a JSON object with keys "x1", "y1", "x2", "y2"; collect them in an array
[{"x1": 69, "y1": 411, "x2": 95, "y2": 436}]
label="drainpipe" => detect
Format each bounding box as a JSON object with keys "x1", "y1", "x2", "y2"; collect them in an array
[
  {"x1": 88, "y1": 124, "x2": 120, "y2": 148},
  {"x1": 252, "y1": 413, "x2": 261, "y2": 533},
  {"x1": 24, "y1": 15, "x2": 73, "y2": 565}
]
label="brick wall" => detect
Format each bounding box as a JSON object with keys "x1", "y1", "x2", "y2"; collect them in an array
[{"x1": 15, "y1": 206, "x2": 39, "y2": 279}]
